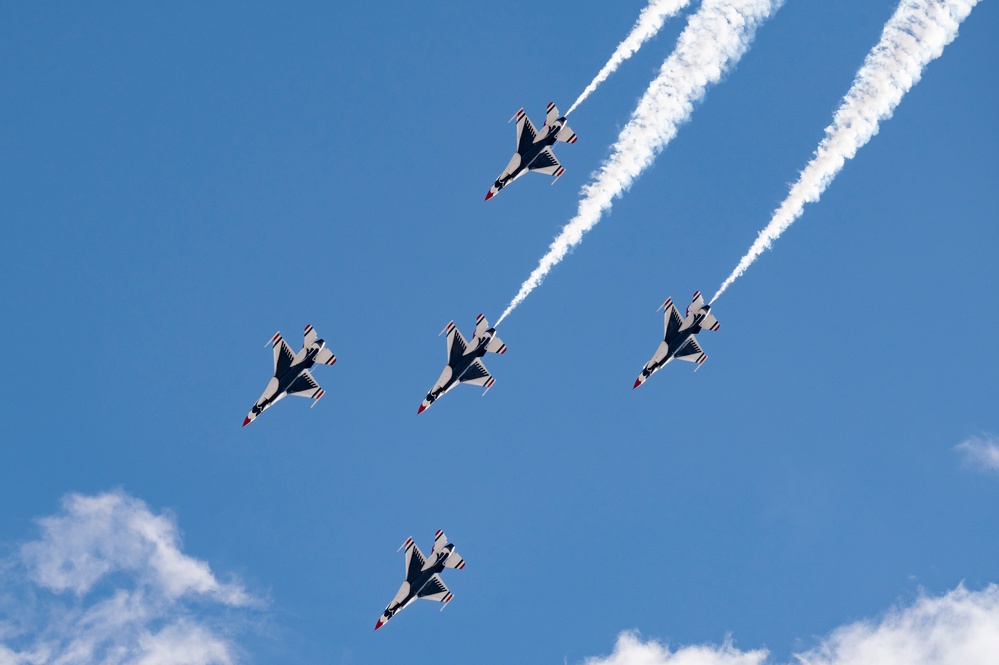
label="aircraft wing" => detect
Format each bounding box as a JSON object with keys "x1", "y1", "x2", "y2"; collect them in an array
[
  {"x1": 527, "y1": 147, "x2": 562, "y2": 176},
  {"x1": 674, "y1": 337, "x2": 706, "y2": 364},
  {"x1": 417, "y1": 574, "x2": 454, "y2": 609},
  {"x1": 404, "y1": 540, "x2": 427, "y2": 583},
  {"x1": 664, "y1": 301, "x2": 684, "y2": 339},
  {"x1": 458, "y1": 359, "x2": 495, "y2": 393},
  {"x1": 272, "y1": 336, "x2": 296, "y2": 377},
  {"x1": 287, "y1": 370, "x2": 324, "y2": 403},
  {"x1": 515, "y1": 110, "x2": 539, "y2": 155},
  {"x1": 444, "y1": 322, "x2": 469, "y2": 366}
]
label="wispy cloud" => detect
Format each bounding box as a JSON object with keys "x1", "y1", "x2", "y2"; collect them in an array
[
  {"x1": 955, "y1": 434, "x2": 999, "y2": 474},
  {"x1": 0, "y1": 490, "x2": 260, "y2": 665},
  {"x1": 581, "y1": 584, "x2": 999, "y2": 665}
]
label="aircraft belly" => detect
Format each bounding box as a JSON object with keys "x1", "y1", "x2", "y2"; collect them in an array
[
  {"x1": 256, "y1": 377, "x2": 281, "y2": 404},
  {"x1": 275, "y1": 367, "x2": 305, "y2": 396},
  {"x1": 500, "y1": 153, "x2": 522, "y2": 179},
  {"x1": 391, "y1": 581, "x2": 411, "y2": 606}
]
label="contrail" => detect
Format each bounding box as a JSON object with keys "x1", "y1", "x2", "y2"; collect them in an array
[
  {"x1": 497, "y1": 0, "x2": 781, "y2": 326},
  {"x1": 566, "y1": 0, "x2": 694, "y2": 117},
  {"x1": 712, "y1": 0, "x2": 979, "y2": 304}
]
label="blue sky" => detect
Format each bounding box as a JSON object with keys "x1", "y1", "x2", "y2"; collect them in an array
[{"x1": 1, "y1": 1, "x2": 996, "y2": 663}]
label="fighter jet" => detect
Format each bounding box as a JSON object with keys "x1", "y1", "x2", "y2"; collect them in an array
[
  {"x1": 242, "y1": 324, "x2": 336, "y2": 426},
  {"x1": 418, "y1": 314, "x2": 506, "y2": 414},
  {"x1": 484, "y1": 101, "x2": 577, "y2": 201},
  {"x1": 634, "y1": 291, "x2": 720, "y2": 389},
  {"x1": 375, "y1": 530, "x2": 465, "y2": 630}
]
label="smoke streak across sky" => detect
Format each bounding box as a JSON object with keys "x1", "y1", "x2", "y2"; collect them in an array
[
  {"x1": 566, "y1": 0, "x2": 693, "y2": 116},
  {"x1": 712, "y1": 0, "x2": 980, "y2": 303},
  {"x1": 497, "y1": 0, "x2": 783, "y2": 326}
]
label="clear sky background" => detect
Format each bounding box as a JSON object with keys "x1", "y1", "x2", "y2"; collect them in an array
[{"x1": 1, "y1": 1, "x2": 996, "y2": 663}]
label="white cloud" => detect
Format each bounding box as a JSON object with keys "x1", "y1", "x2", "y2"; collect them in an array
[
  {"x1": 582, "y1": 584, "x2": 999, "y2": 665},
  {"x1": 0, "y1": 491, "x2": 259, "y2": 665},
  {"x1": 955, "y1": 434, "x2": 999, "y2": 474}
]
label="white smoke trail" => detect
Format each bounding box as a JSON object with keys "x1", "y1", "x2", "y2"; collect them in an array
[
  {"x1": 566, "y1": 0, "x2": 693, "y2": 117},
  {"x1": 497, "y1": 0, "x2": 781, "y2": 326},
  {"x1": 712, "y1": 0, "x2": 978, "y2": 303}
]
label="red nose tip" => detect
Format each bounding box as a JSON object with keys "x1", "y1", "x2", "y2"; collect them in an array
[
  {"x1": 633, "y1": 378, "x2": 642, "y2": 389},
  {"x1": 242, "y1": 416, "x2": 251, "y2": 427},
  {"x1": 417, "y1": 404, "x2": 426, "y2": 415},
  {"x1": 374, "y1": 620, "x2": 384, "y2": 630},
  {"x1": 484, "y1": 190, "x2": 494, "y2": 201}
]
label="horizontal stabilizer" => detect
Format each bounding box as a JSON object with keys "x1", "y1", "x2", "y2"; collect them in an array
[
  {"x1": 474, "y1": 314, "x2": 490, "y2": 339},
  {"x1": 701, "y1": 312, "x2": 720, "y2": 332},
  {"x1": 304, "y1": 324, "x2": 318, "y2": 348},
  {"x1": 687, "y1": 291, "x2": 705, "y2": 316},
  {"x1": 431, "y1": 530, "x2": 448, "y2": 557},
  {"x1": 315, "y1": 347, "x2": 336, "y2": 365},
  {"x1": 484, "y1": 335, "x2": 506, "y2": 354},
  {"x1": 554, "y1": 124, "x2": 577, "y2": 144},
  {"x1": 444, "y1": 552, "x2": 466, "y2": 569}
]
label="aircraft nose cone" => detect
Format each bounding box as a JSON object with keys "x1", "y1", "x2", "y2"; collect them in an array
[
  {"x1": 484, "y1": 190, "x2": 494, "y2": 201},
  {"x1": 374, "y1": 620, "x2": 384, "y2": 631},
  {"x1": 417, "y1": 404, "x2": 427, "y2": 415},
  {"x1": 242, "y1": 416, "x2": 251, "y2": 427},
  {"x1": 633, "y1": 378, "x2": 642, "y2": 389}
]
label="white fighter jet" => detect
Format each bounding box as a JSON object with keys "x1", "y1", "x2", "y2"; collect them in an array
[
  {"x1": 375, "y1": 530, "x2": 466, "y2": 630},
  {"x1": 634, "y1": 291, "x2": 720, "y2": 389},
  {"x1": 242, "y1": 324, "x2": 336, "y2": 426},
  {"x1": 418, "y1": 314, "x2": 506, "y2": 414},
  {"x1": 484, "y1": 101, "x2": 577, "y2": 201}
]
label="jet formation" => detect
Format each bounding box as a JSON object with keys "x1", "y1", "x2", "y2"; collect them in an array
[
  {"x1": 375, "y1": 530, "x2": 466, "y2": 630},
  {"x1": 418, "y1": 314, "x2": 507, "y2": 414},
  {"x1": 243, "y1": 325, "x2": 337, "y2": 426},
  {"x1": 485, "y1": 102, "x2": 577, "y2": 201},
  {"x1": 634, "y1": 291, "x2": 720, "y2": 389}
]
